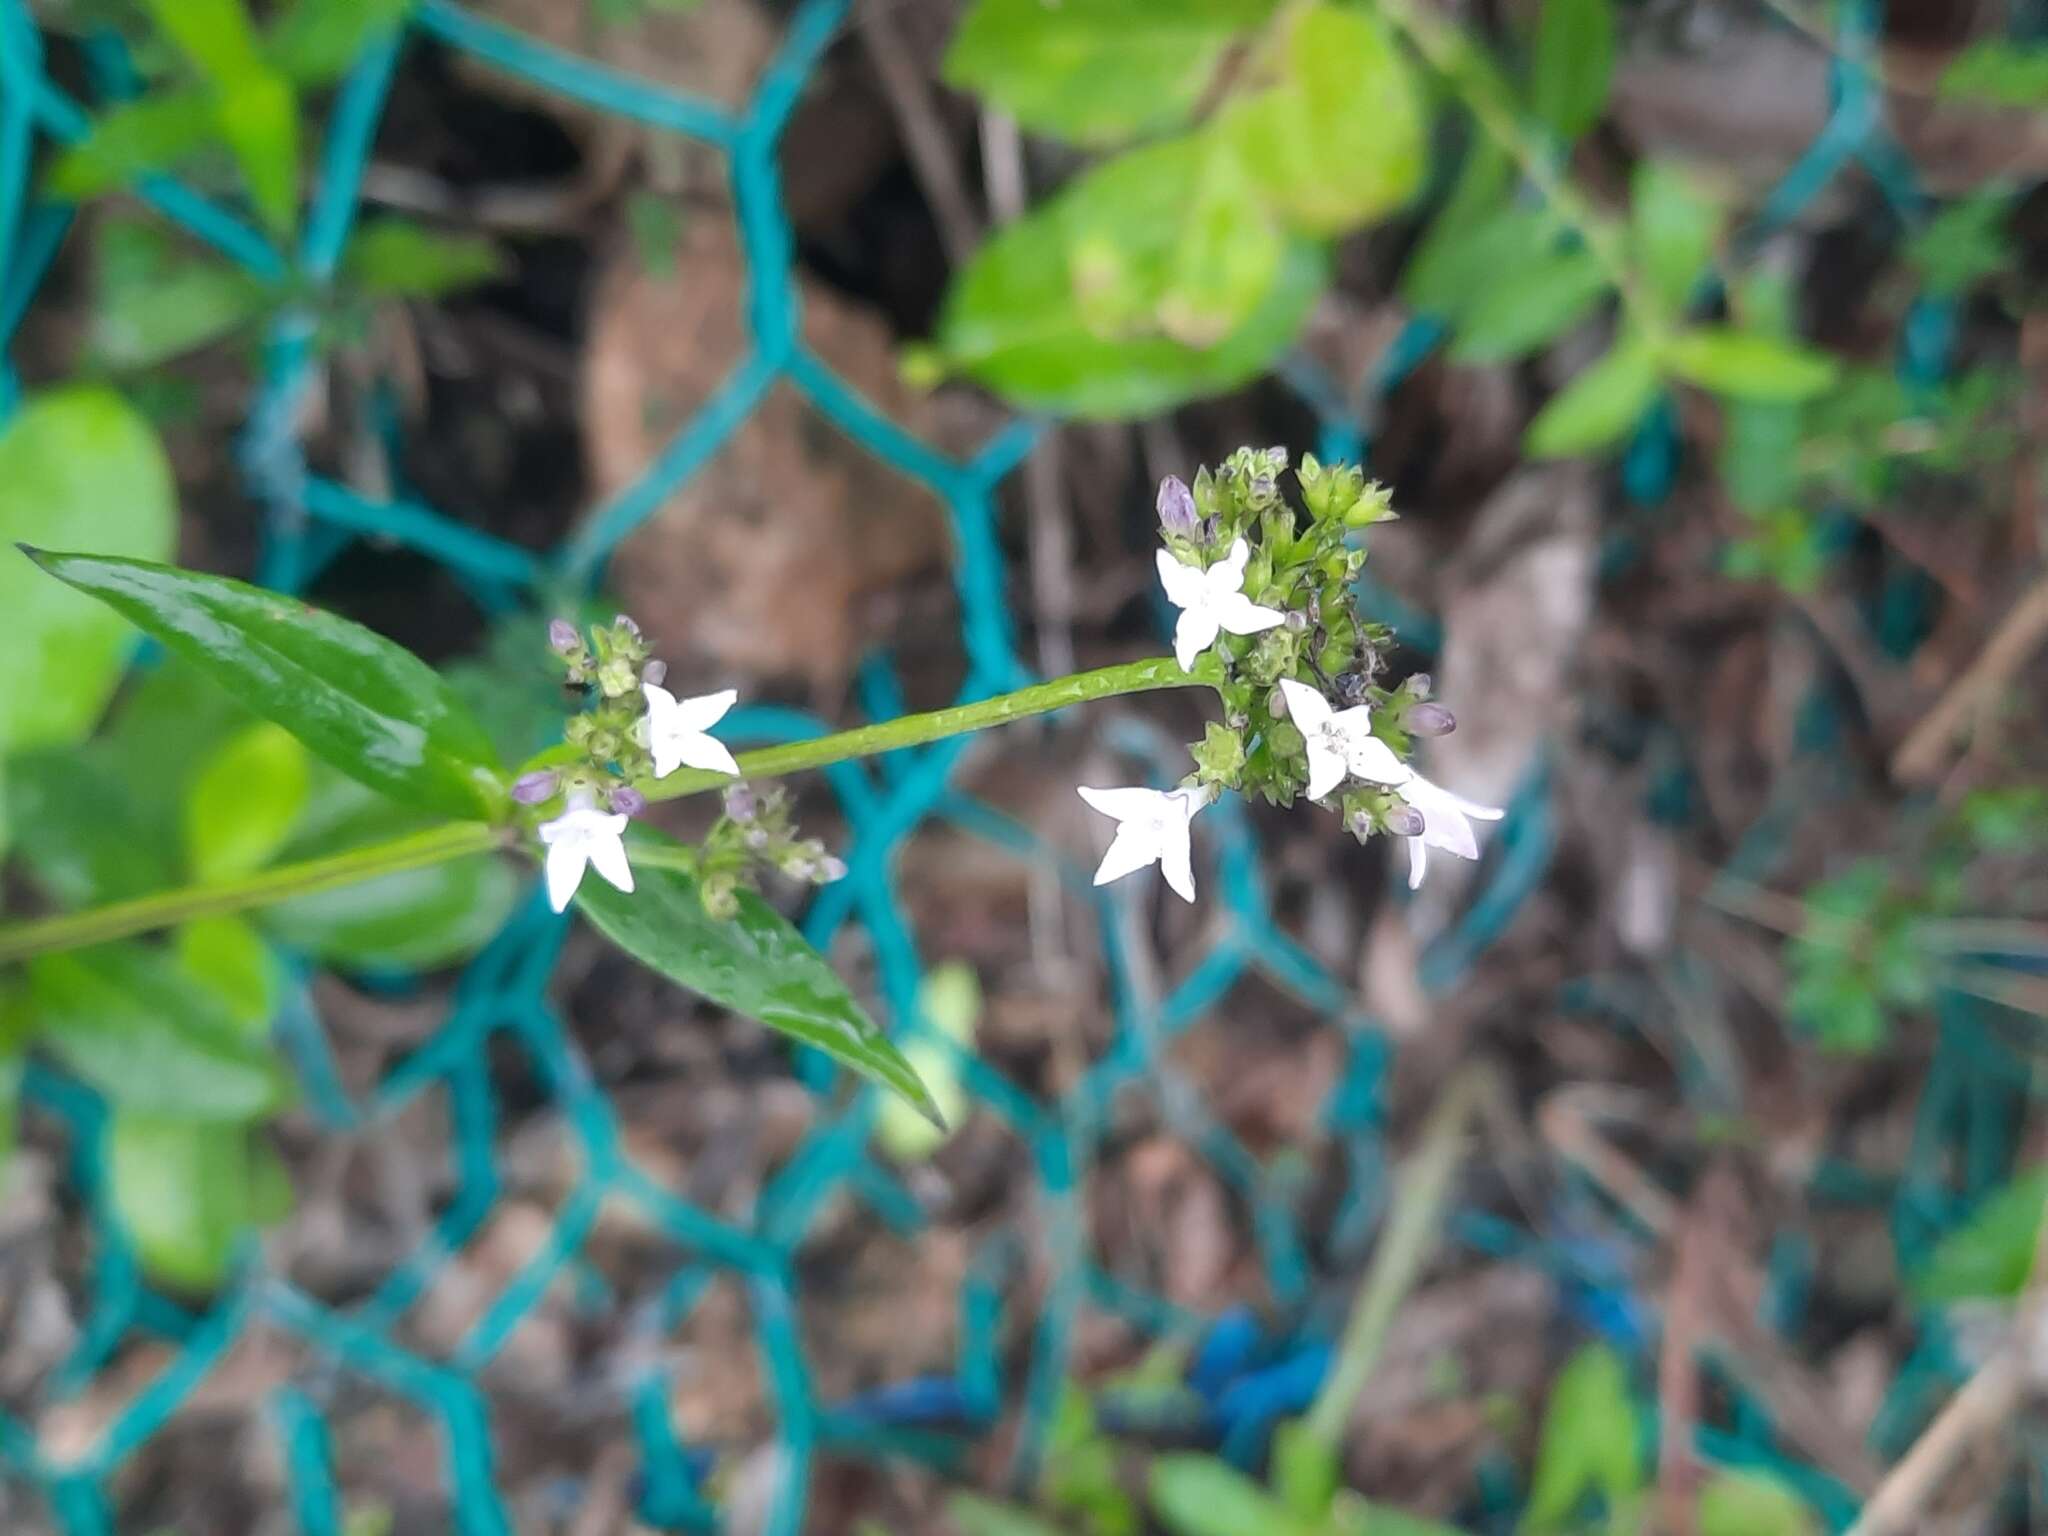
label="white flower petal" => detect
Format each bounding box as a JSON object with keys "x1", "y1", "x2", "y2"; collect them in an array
[
  {"x1": 1078, "y1": 785, "x2": 1164, "y2": 819},
  {"x1": 1406, "y1": 837, "x2": 1428, "y2": 890},
  {"x1": 1277, "y1": 678, "x2": 1331, "y2": 735},
  {"x1": 1174, "y1": 607, "x2": 1221, "y2": 671},
  {"x1": 1156, "y1": 549, "x2": 1206, "y2": 609},
  {"x1": 1092, "y1": 826, "x2": 1161, "y2": 888},
  {"x1": 1157, "y1": 817, "x2": 1197, "y2": 903},
  {"x1": 584, "y1": 830, "x2": 635, "y2": 895},
  {"x1": 1214, "y1": 536, "x2": 1252, "y2": 586},
  {"x1": 1345, "y1": 734, "x2": 1410, "y2": 787},
  {"x1": 1304, "y1": 740, "x2": 1347, "y2": 800},
  {"x1": 1213, "y1": 592, "x2": 1285, "y2": 637},
  {"x1": 671, "y1": 687, "x2": 738, "y2": 734},
  {"x1": 670, "y1": 731, "x2": 741, "y2": 778},
  {"x1": 544, "y1": 840, "x2": 589, "y2": 912}
]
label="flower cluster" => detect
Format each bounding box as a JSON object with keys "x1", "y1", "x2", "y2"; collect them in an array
[
  {"x1": 1079, "y1": 448, "x2": 1503, "y2": 902},
  {"x1": 512, "y1": 614, "x2": 844, "y2": 913}
]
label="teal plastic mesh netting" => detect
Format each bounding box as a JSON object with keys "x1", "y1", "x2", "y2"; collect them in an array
[{"x1": 0, "y1": 2, "x2": 2022, "y2": 1532}]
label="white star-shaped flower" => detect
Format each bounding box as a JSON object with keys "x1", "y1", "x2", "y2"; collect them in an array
[
  {"x1": 1396, "y1": 772, "x2": 1505, "y2": 890},
  {"x1": 538, "y1": 795, "x2": 634, "y2": 912},
  {"x1": 1277, "y1": 678, "x2": 1410, "y2": 801},
  {"x1": 1076, "y1": 784, "x2": 1211, "y2": 903},
  {"x1": 644, "y1": 684, "x2": 740, "y2": 779},
  {"x1": 1157, "y1": 537, "x2": 1286, "y2": 672}
]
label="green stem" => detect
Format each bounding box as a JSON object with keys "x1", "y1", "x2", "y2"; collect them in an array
[
  {"x1": 0, "y1": 656, "x2": 1205, "y2": 965},
  {"x1": 1302, "y1": 1065, "x2": 1489, "y2": 1451},
  {"x1": 1373, "y1": 0, "x2": 1664, "y2": 343},
  {"x1": 640, "y1": 655, "x2": 1206, "y2": 802},
  {"x1": 0, "y1": 822, "x2": 503, "y2": 967}
]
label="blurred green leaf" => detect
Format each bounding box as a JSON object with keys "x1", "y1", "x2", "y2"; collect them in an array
[
  {"x1": 0, "y1": 390, "x2": 176, "y2": 756},
  {"x1": 1406, "y1": 201, "x2": 1552, "y2": 320},
  {"x1": 1526, "y1": 337, "x2": 1660, "y2": 458},
  {"x1": 266, "y1": 0, "x2": 411, "y2": 83},
  {"x1": 108, "y1": 1112, "x2": 286, "y2": 1290},
  {"x1": 875, "y1": 961, "x2": 979, "y2": 1163},
  {"x1": 146, "y1": 0, "x2": 266, "y2": 84},
  {"x1": 627, "y1": 190, "x2": 685, "y2": 276},
  {"x1": 184, "y1": 722, "x2": 311, "y2": 883},
  {"x1": 1529, "y1": 0, "x2": 1615, "y2": 142},
  {"x1": 89, "y1": 241, "x2": 273, "y2": 371},
  {"x1": 944, "y1": 0, "x2": 1275, "y2": 146},
  {"x1": 1939, "y1": 41, "x2": 2048, "y2": 107},
  {"x1": 6, "y1": 750, "x2": 178, "y2": 908},
  {"x1": 933, "y1": 131, "x2": 1326, "y2": 416},
  {"x1": 1719, "y1": 397, "x2": 1803, "y2": 513},
  {"x1": 214, "y1": 68, "x2": 300, "y2": 234},
  {"x1": 577, "y1": 827, "x2": 942, "y2": 1124},
  {"x1": 1148, "y1": 1455, "x2": 1318, "y2": 1536},
  {"x1": 260, "y1": 768, "x2": 516, "y2": 971},
  {"x1": 1916, "y1": 1167, "x2": 2048, "y2": 1303},
  {"x1": 1630, "y1": 160, "x2": 1721, "y2": 315},
  {"x1": 946, "y1": 1494, "x2": 1075, "y2": 1536},
  {"x1": 1697, "y1": 1471, "x2": 1817, "y2": 1536},
  {"x1": 1400, "y1": 137, "x2": 1513, "y2": 315},
  {"x1": 44, "y1": 90, "x2": 218, "y2": 199},
  {"x1": 24, "y1": 552, "x2": 509, "y2": 822},
  {"x1": 1665, "y1": 328, "x2": 1839, "y2": 402},
  {"x1": 1521, "y1": 1344, "x2": 1643, "y2": 1531},
  {"x1": 1159, "y1": 139, "x2": 1284, "y2": 346},
  {"x1": 176, "y1": 915, "x2": 276, "y2": 1023},
  {"x1": 1906, "y1": 193, "x2": 2014, "y2": 300},
  {"x1": 343, "y1": 217, "x2": 504, "y2": 298},
  {"x1": 28, "y1": 944, "x2": 288, "y2": 1120},
  {"x1": 1218, "y1": 3, "x2": 1424, "y2": 237},
  {"x1": 1447, "y1": 242, "x2": 1607, "y2": 363},
  {"x1": 1270, "y1": 1418, "x2": 1338, "y2": 1521}
]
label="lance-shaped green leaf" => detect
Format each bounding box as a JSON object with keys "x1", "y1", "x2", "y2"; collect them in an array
[
  {"x1": 28, "y1": 945, "x2": 289, "y2": 1121},
  {"x1": 575, "y1": 831, "x2": 941, "y2": 1125},
  {"x1": 108, "y1": 1111, "x2": 290, "y2": 1291},
  {"x1": 1530, "y1": 0, "x2": 1616, "y2": 143},
  {"x1": 1664, "y1": 327, "x2": 1839, "y2": 402},
  {"x1": 1526, "y1": 336, "x2": 1661, "y2": 458},
  {"x1": 18, "y1": 552, "x2": 508, "y2": 822}
]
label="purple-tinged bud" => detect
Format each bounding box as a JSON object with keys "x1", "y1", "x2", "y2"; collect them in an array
[
  {"x1": 1265, "y1": 445, "x2": 1287, "y2": 470},
  {"x1": 511, "y1": 769, "x2": 560, "y2": 805},
  {"x1": 1156, "y1": 474, "x2": 1198, "y2": 537},
  {"x1": 723, "y1": 783, "x2": 758, "y2": 822},
  {"x1": 614, "y1": 614, "x2": 641, "y2": 638},
  {"x1": 1284, "y1": 610, "x2": 1308, "y2": 632},
  {"x1": 816, "y1": 854, "x2": 848, "y2": 883},
  {"x1": 548, "y1": 619, "x2": 581, "y2": 654},
  {"x1": 1268, "y1": 686, "x2": 1289, "y2": 720},
  {"x1": 1347, "y1": 810, "x2": 1373, "y2": 839},
  {"x1": 641, "y1": 659, "x2": 668, "y2": 687},
  {"x1": 1402, "y1": 672, "x2": 1432, "y2": 699},
  {"x1": 609, "y1": 785, "x2": 647, "y2": 816},
  {"x1": 743, "y1": 826, "x2": 771, "y2": 851},
  {"x1": 1385, "y1": 803, "x2": 1425, "y2": 837},
  {"x1": 1408, "y1": 703, "x2": 1456, "y2": 737}
]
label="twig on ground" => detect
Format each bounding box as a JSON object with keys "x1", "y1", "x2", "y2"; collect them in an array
[
  {"x1": 1893, "y1": 576, "x2": 2048, "y2": 784},
  {"x1": 855, "y1": 0, "x2": 980, "y2": 265}
]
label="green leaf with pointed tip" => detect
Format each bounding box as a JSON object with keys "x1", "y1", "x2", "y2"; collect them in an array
[
  {"x1": 0, "y1": 391, "x2": 176, "y2": 756},
  {"x1": 6, "y1": 749, "x2": 178, "y2": 908},
  {"x1": 266, "y1": 0, "x2": 411, "y2": 83},
  {"x1": 214, "y1": 68, "x2": 300, "y2": 234},
  {"x1": 1522, "y1": 1343, "x2": 1644, "y2": 1531},
  {"x1": 1530, "y1": 0, "x2": 1615, "y2": 143},
  {"x1": 1148, "y1": 1455, "x2": 1319, "y2": 1536},
  {"x1": 1526, "y1": 337, "x2": 1661, "y2": 458},
  {"x1": 1218, "y1": 3, "x2": 1424, "y2": 237},
  {"x1": 575, "y1": 828, "x2": 941, "y2": 1126},
  {"x1": 1915, "y1": 1167, "x2": 2048, "y2": 1303},
  {"x1": 933, "y1": 130, "x2": 1327, "y2": 417},
  {"x1": 44, "y1": 89, "x2": 219, "y2": 199},
  {"x1": 260, "y1": 767, "x2": 516, "y2": 971},
  {"x1": 108, "y1": 1112, "x2": 282, "y2": 1291},
  {"x1": 943, "y1": 0, "x2": 1276, "y2": 146},
  {"x1": 1447, "y1": 241, "x2": 1608, "y2": 363},
  {"x1": 20, "y1": 552, "x2": 508, "y2": 822},
  {"x1": 1665, "y1": 328, "x2": 1839, "y2": 402},
  {"x1": 186, "y1": 722, "x2": 311, "y2": 883},
  {"x1": 1630, "y1": 160, "x2": 1722, "y2": 315},
  {"x1": 147, "y1": 0, "x2": 266, "y2": 83},
  {"x1": 1697, "y1": 1471, "x2": 1816, "y2": 1536},
  {"x1": 28, "y1": 945, "x2": 289, "y2": 1121},
  {"x1": 344, "y1": 218, "x2": 504, "y2": 298}
]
